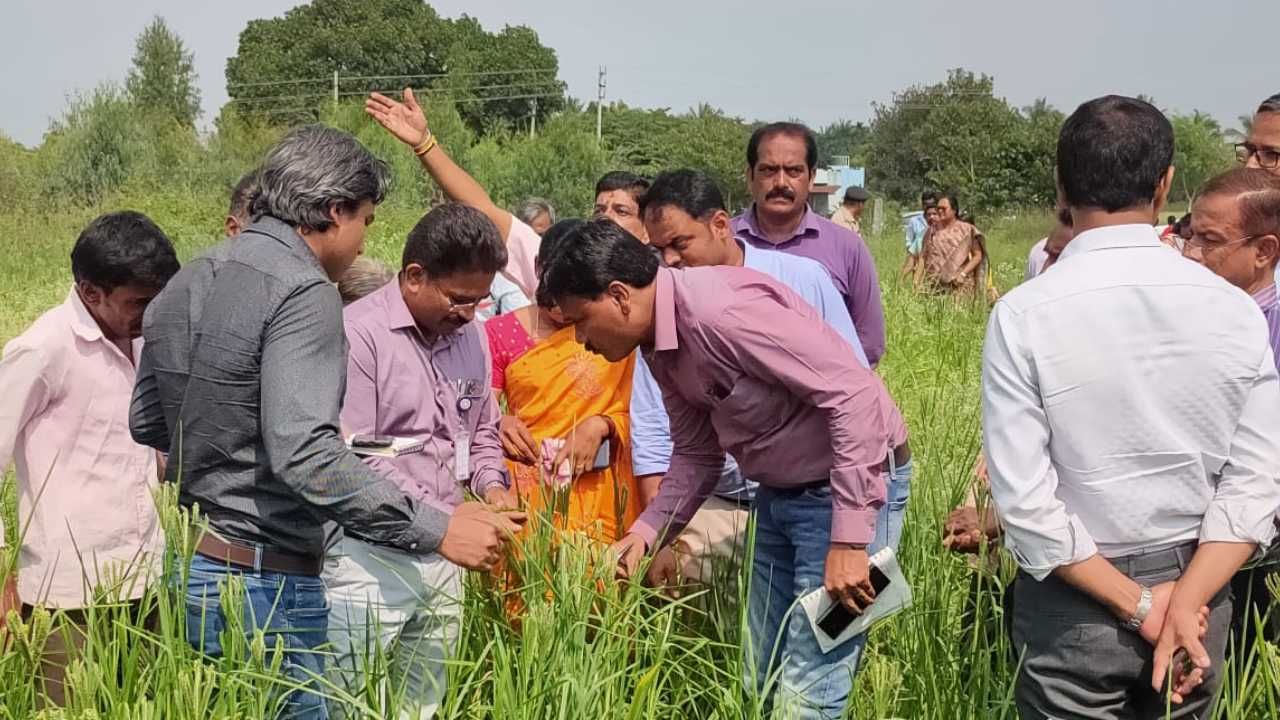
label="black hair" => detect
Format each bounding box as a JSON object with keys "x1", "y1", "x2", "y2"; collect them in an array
[
  {"x1": 921, "y1": 190, "x2": 940, "y2": 206},
  {"x1": 594, "y1": 171, "x2": 650, "y2": 204},
  {"x1": 538, "y1": 218, "x2": 658, "y2": 308},
  {"x1": 941, "y1": 192, "x2": 961, "y2": 214},
  {"x1": 1058, "y1": 206, "x2": 1074, "y2": 227},
  {"x1": 1167, "y1": 215, "x2": 1177, "y2": 225},
  {"x1": 638, "y1": 169, "x2": 727, "y2": 219},
  {"x1": 401, "y1": 202, "x2": 507, "y2": 277},
  {"x1": 1057, "y1": 95, "x2": 1174, "y2": 212},
  {"x1": 1257, "y1": 93, "x2": 1280, "y2": 115},
  {"x1": 747, "y1": 122, "x2": 818, "y2": 172},
  {"x1": 70, "y1": 211, "x2": 179, "y2": 292},
  {"x1": 537, "y1": 218, "x2": 587, "y2": 274},
  {"x1": 228, "y1": 170, "x2": 261, "y2": 220}
]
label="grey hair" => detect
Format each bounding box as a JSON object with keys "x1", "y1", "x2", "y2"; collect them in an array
[
  {"x1": 515, "y1": 197, "x2": 556, "y2": 227},
  {"x1": 251, "y1": 125, "x2": 391, "y2": 231},
  {"x1": 1259, "y1": 93, "x2": 1280, "y2": 115},
  {"x1": 337, "y1": 256, "x2": 396, "y2": 305}
]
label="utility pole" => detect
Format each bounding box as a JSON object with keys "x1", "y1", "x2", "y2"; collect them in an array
[
  {"x1": 332, "y1": 70, "x2": 339, "y2": 111},
  {"x1": 596, "y1": 66, "x2": 607, "y2": 142},
  {"x1": 530, "y1": 96, "x2": 537, "y2": 138}
]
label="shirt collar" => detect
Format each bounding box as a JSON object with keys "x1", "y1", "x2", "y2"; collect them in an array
[
  {"x1": 652, "y1": 267, "x2": 678, "y2": 352},
  {"x1": 1058, "y1": 223, "x2": 1163, "y2": 262},
  {"x1": 1251, "y1": 282, "x2": 1279, "y2": 312},
  {"x1": 66, "y1": 286, "x2": 104, "y2": 343},
  {"x1": 243, "y1": 216, "x2": 328, "y2": 278},
  {"x1": 382, "y1": 279, "x2": 417, "y2": 331},
  {"x1": 737, "y1": 205, "x2": 820, "y2": 246}
]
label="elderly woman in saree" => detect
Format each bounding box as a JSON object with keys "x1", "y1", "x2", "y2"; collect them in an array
[
  {"x1": 914, "y1": 192, "x2": 993, "y2": 299},
  {"x1": 483, "y1": 219, "x2": 640, "y2": 544}
]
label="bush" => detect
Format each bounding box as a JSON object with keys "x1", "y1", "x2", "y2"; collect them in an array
[{"x1": 37, "y1": 85, "x2": 152, "y2": 206}]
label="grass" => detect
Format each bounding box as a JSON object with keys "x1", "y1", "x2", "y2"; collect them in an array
[{"x1": 1, "y1": 193, "x2": 1277, "y2": 719}]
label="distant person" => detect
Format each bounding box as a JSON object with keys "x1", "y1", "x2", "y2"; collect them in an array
[
  {"x1": 633, "y1": 170, "x2": 908, "y2": 595},
  {"x1": 1238, "y1": 92, "x2": 1280, "y2": 178},
  {"x1": 326, "y1": 203, "x2": 516, "y2": 720},
  {"x1": 593, "y1": 171, "x2": 651, "y2": 242},
  {"x1": 732, "y1": 122, "x2": 887, "y2": 366},
  {"x1": 901, "y1": 191, "x2": 939, "y2": 279},
  {"x1": 830, "y1": 185, "x2": 869, "y2": 234},
  {"x1": 515, "y1": 197, "x2": 556, "y2": 236},
  {"x1": 1024, "y1": 207, "x2": 1074, "y2": 280},
  {"x1": 0, "y1": 211, "x2": 178, "y2": 706},
  {"x1": 337, "y1": 255, "x2": 395, "y2": 306},
  {"x1": 539, "y1": 219, "x2": 904, "y2": 720},
  {"x1": 1181, "y1": 167, "x2": 1280, "y2": 651},
  {"x1": 983, "y1": 95, "x2": 1280, "y2": 720},
  {"x1": 130, "y1": 126, "x2": 521, "y2": 720},
  {"x1": 915, "y1": 192, "x2": 990, "y2": 299},
  {"x1": 225, "y1": 170, "x2": 260, "y2": 237}
]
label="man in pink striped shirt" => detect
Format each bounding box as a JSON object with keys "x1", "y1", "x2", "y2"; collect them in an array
[
  {"x1": 538, "y1": 218, "x2": 907, "y2": 720},
  {"x1": 0, "y1": 211, "x2": 179, "y2": 704}
]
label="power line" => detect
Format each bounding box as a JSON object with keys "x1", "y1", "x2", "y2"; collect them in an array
[
  {"x1": 227, "y1": 67, "x2": 557, "y2": 90},
  {"x1": 234, "y1": 90, "x2": 563, "y2": 115},
  {"x1": 230, "y1": 80, "x2": 562, "y2": 105}
]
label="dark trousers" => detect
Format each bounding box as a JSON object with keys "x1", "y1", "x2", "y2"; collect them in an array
[
  {"x1": 1228, "y1": 539, "x2": 1280, "y2": 653},
  {"x1": 1012, "y1": 543, "x2": 1230, "y2": 720}
]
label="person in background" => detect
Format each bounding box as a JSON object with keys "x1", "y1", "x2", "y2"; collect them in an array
[
  {"x1": 593, "y1": 171, "x2": 651, "y2": 243},
  {"x1": 733, "y1": 122, "x2": 887, "y2": 366},
  {"x1": 633, "y1": 169, "x2": 909, "y2": 594},
  {"x1": 901, "y1": 191, "x2": 939, "y2": 278},
  {"x1": 225, "y1": 170, "x2": 260, "y2": 237},
  {"x1": 338, "y1": 256, "x2": 395, "y2": 306},
  {"x1": 830, "y1": 185, "x2": 869, "y2": 234},
  {"x1": 326, "y1": 203, "x2": 516, "y2": 720},
  {"x1": 1238, "y1": 93, "x2": 1280, "y2": 180},
  {"x1": 1024, "y1": 207, "x2": 1074, "y2": 280},
  {"x1": 1180, "y1": 167, "x2": 1280, "y2": 651},
  {"x1": 982, "y1": 95, "x2": 1280, "y2": 719},
  {"x1": 486, "y1": 219, "x2": 639, "y2": 544},
  {"x1": 515, "y1": 197, "x2": 556, "y2": 236},
  {"x1": 130, "y1": 126, "x2": 522, "y2": 720},
  {"x1": 539, "y1": 219, "x2": 904, "y2": 720},
  {"x1": 915, "y1": 192, "x2": 990, "y2": 300},
  {"x1": 0, "y1": 211, "x2": 178, "y2": 706}
]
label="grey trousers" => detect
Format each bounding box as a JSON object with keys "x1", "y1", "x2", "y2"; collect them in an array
[{"x1": 1012, "y1": 543, "x2": 1231, "y2": 720}]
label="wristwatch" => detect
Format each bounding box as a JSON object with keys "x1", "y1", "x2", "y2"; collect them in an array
[{"x1": 1124, "y1": 585, "x2": 1153, "y2": 631}]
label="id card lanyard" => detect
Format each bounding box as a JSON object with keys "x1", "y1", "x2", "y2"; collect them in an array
[{"x1": 452, "y1": 378, "x2": 480, "y2": 485}]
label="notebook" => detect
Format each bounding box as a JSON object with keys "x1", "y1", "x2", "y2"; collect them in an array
[{"x1": 799, "y1": 546, "x2": 913, "y2": 654}]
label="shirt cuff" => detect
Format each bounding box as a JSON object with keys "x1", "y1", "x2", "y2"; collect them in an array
[
  {"x1": 1006, "y1": 513, "x2": 1098, "y2": 581},
  {"x1": 630, "y1": 518, "x2": 659, "y2": 551},
  {"x1": 831, "y1": 507, "x2": 878, "y2": 545},
  {"x1": 1200, "y1": 498, "x2": 1279, "y2": 550},
  {"x1": 469, "y1": 467, "x2": 509, "y2": 497},
  {"x1": 632, "y1": 458, "x2": 670, "y2": 477},
  {"x1": 393, "y1": 502, "x2": 451, "y2": 555}
]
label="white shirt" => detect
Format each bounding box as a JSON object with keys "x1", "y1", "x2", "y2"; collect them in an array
[{"x1": 982, "y1": 224, "x2": 1280, "y2": 580}]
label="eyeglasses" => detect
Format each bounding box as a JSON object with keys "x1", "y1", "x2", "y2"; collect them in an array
[
  {"x1": 437, "y1": 287, "x2": 491, "y2": 314},
  {"x1": 1183, "y1": 233, "x2": 1260, "y2": 254},
  {"x1": 1235, "y1": 143, "x2": 1280, "y2": 170}
]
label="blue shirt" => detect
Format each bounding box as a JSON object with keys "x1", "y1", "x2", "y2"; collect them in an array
[
  {"x1": 904, "y1": 211, "x2": 928, "y2": 255},
  {"x1": 629, "y1": 241, "x2": 870, "y2": 501}
]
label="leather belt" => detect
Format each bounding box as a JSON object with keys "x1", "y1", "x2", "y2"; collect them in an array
[{"x1": 194, "y1": 532, "x2": 323, "y2": 576}]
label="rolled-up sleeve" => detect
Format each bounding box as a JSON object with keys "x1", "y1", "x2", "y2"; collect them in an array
[
  {"x1": 981, "y1": 301, "x2": 1098, "y2": 580},
  {"x1": 629, "y1": 355, "x2": 674, "y2": 477},
  {"x1": 1200, "y1": 350, "x2": 1280, "y2": 548},
  {"x1": 262, "y1": 283, "x2": 450, "y2": 554},
  {"x1": 629, "y1": 359, "x2": 724, "y2": 549}
]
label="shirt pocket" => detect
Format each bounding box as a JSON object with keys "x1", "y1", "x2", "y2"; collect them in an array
[{"x1": 707, "y1": 375, "x2": 790, "y2": 448}]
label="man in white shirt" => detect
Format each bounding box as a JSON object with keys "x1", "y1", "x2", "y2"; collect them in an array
[{"x1": 982, "y1": 95, "x2": 1280, "y2": 720}]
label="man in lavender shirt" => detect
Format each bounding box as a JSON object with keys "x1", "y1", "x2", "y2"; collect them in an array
[
  {"x1": 732, "y1": 122, "x2": 887, "y2": 366},
  {"x1": 539, "y1": 219, "x2": 907, "y2": 720},
  {"x1": 324, "y1": 204, "x2": 519, "y2": 719},
  {"x1": 1181, "y1": 167, "x2": 1280, "y2": 649}
]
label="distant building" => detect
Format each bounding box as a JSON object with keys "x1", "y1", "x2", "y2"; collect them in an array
[{"x1": 809, "y1": 156, "x2": 866, "y2": 216}]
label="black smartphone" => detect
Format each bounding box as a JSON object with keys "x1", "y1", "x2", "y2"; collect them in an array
[
  {"x1": 351, "y1": 434, "x2": 394, "y2": 448},
  {"x1": 816, "y1": 565, "x2": 892, "y2": 640}
]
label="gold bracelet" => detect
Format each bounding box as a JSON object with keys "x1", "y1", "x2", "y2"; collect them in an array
[{"x1": 412, "y1": 134, "x2": 437, "y2": 157}]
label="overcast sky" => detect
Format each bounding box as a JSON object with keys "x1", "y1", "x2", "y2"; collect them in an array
[{"x1": 3, "y1": 0, "x2": 1278, "y2": 147}]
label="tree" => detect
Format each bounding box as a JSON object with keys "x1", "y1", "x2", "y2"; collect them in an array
[
  {"x1": 1170, "y1": 111, "x2": 1234, "y2": 203},
  {"x1": 225, "y1": 0, "x2": 563, "y2": 133},
  {"x1": 816, "y1": 120, "x2": 870, "y2": 167},
  {"x1": 126, "y1": 16, "x2": 201, "y2": 127}
]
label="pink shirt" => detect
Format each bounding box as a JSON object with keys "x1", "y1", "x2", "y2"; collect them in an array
[
  {"x1": 503, "y1": 217, "x2": 542, "y2": 298},
  {"x1": 636, "y1": 266, "x2": 905, "y2": 548},
  {"x1": 0, "y1": 289, "x2": 160, "y2": 608}
]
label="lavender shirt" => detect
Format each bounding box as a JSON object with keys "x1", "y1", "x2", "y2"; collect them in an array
[
  {"x1": 733, "y1": 206, "x2": 887, "y2": 366},
  {"x1": 1252, "y1": 282, "x2": 1280, "y2": 374},
  {"x1": 342, "y1": 281, "x2": 507, "y2": 514},
  {"x1": 634, "y1": 266, "x2": 903, "y2": 549}
]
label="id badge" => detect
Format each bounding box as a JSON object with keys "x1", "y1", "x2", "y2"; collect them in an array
[{"x1": 454, "y1": 429, "x2": 471, "y2": 483}]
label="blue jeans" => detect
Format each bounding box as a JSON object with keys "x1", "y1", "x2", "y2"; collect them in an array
[
  {"x1": 179, "y1": 553, "x2": 331, "y2": 719},
  {"x1": 746, "y1": 461, "x2": 912, "y2": 720}
]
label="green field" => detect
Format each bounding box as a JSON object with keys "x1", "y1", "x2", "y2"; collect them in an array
[{"x1": 1, "y1": 194, "x2": 1276, "y2": 719}]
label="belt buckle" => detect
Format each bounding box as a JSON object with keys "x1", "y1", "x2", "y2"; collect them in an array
[{"x1": 252, "y1": 544, "x2": 263, "y2": 574}]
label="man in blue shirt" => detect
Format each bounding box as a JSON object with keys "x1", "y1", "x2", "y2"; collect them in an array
[
  {"x1": 900, "y1": 191, "x2": 939, "y2": 278},
  {"x1": 631, "y1": 168, "x2": 910, "y2": 591}
]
